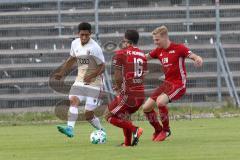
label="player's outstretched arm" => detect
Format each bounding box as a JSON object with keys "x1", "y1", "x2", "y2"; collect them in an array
[
  {"x1": 113, "y1": 66, "x2": 123, "y2": 94},
  {"x1": 146, "y1": 53, "x2": 154, "y2": 61},
  {"x1": 187, "y1": 53, "x2": 203, "y2": 67},
  {"x1": 54, "y1": 56, "x2": 77, "y2": 80}
]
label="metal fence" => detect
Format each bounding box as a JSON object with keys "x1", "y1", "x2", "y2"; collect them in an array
[{"x1": 0, "y1": 0, "x2": 240, "y2": 111}]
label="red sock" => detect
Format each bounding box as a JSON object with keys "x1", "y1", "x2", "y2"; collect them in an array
[
  {"x1": 144, "y1": 109, "x2": 162, "y2": 133},
  {"x1": 158, "y1": 105, "x2": 170, "y2": 132},
  {"x1": 123, "y1": 128, "x2": 132, "y2": 146},
  {"x1": 108, "y1": 116, "x2": 137, "y2": 133}
]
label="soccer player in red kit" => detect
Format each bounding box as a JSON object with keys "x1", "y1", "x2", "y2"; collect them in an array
[
  {"x1": 142, "y1": 26, "x2": 203, "y2": 142},
  {"x1": 105, "y1": 30, "x2": 147, "y2": 146}
]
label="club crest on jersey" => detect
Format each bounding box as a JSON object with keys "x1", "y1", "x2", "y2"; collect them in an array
[
  {"x1": 169, "y1": 50, "x2": 175, "y2": 54},
  {"x1": 86, "y1": 50, "x2": 91, "y2": 55},
  {"x1": 162, "y1": 58, "x2": 168, "y2": 64}
]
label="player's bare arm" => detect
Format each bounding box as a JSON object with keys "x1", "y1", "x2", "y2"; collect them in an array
[
  {"x1": 104, "y1": 66, "x2": 122, "y2": 123},
  {"x1": 113, "y1": 66, "x2": 123, "y2": 94},
  {"x1": 83, "y1": 63, "x2": 105, "y2": 84},
  {"x1": 146, "y1": 53, "x2": 154, "y2": 60},
  {"x1": 187, "y1": 53, "x2": 203, "y2": 67},
  {"x1": 54, "y1": 56, "x2": 77, "y2": 80}
]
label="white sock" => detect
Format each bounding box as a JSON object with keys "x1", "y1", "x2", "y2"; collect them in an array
[
  {"x1": 67, "y1": 106, "x2": 78, "y2": 128},
  {"x1": 89, "y1": 116, "x2": 102, "y2": 130}
]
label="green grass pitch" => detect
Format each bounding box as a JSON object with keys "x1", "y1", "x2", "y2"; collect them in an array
[{"x1": 0, "y1": 118, "x2": 240, "y2": 160}]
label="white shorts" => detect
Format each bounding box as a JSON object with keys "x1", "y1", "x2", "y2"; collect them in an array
[{"x1": 69, "y1": 82, "x2": 102, "y2": 111}]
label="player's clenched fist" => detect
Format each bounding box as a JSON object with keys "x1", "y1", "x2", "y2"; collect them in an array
[{"x1": 194, "y1": 56, "x2": 203, "y2": 67}]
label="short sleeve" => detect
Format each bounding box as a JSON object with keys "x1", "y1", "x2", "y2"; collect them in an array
[
  {"x1": 112, "y1": 53, "x2": 124, "y2": 68},
  {"x1": 70, "y1": 42, "x2": 76, "y2": 57},
  {"x1": 179, "y1": 44, "x2": 192, "y2": 58},
  {"x1": 90, "y1": 45, "x2": 105, "y2": 65},
  {"x1": 149, "y1": 48, "x2": 159, "y2": 58}
]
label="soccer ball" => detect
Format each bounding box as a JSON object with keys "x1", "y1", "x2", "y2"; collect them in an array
[{"x1": 90, "y1": 130, "x2": 107, "y2": 144}]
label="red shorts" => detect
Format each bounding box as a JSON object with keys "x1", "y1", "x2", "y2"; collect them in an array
[
  {"x1": 150, "y1": 82, "x2": 186, "y2": 102},
  {"x1": 108, "y1": 95, "x2": 144, "y2": 116}
]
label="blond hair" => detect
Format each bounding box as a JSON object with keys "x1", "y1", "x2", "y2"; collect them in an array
[{"x1": 152, "y1": 25, "x2": 168, "y2": 36}]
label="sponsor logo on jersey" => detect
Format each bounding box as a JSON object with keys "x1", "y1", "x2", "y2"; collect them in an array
[
  {"x1": 78, "y1": 58, "x2": 90, "y2": 64},
  {"x1": 133, "y1": 78, "x2": 143, "y2": 84}
]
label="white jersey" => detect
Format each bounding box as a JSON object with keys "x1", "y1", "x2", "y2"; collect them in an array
[{"x1": 70, "y1": 38, "x2": 105, "y2": 88}]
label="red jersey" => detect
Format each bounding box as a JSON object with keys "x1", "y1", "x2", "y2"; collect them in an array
[
  {"x1": 113, "y1": 46, "x2": 147, "y2": 95},
  {"x1": 149, "y1": 42, "x2": 191, "y2": 86}
]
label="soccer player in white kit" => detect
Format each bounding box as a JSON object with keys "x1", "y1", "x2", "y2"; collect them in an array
[{"x1": 54, "y1": 22, "x2": 105, "y2": 138}]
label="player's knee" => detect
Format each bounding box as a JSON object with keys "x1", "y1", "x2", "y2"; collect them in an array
[
  {"x1": 156, "y1": 94, "x2": 169, "y2": 107},
  {"x1": 69, "y1": 96, "x2": 80, "y2": 106},
  {"x1": 143, "y1": 105, "x2": 152, "y2": 113},
  {"x1": 142, "y1": 99, "x2": 154, "y2": 113},
  {"x1": 156, "y1": 101, "x2": 165, "y2": 107},
  {"x1": 84, "y1": 110, "x2": 94, "y2": 121}
]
